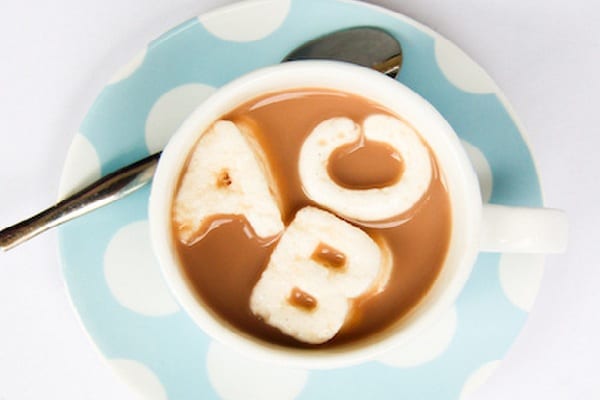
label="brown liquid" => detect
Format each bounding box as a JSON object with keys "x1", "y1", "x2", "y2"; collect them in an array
[
  {"x1": 311, "y1": 242, "x2": 347, "y2": 270},
  {"x1": 288, "y1": 287, "x2": 318, "y2": 311},
  {"x1": 172, "y1": 89, "x2": 451, "y2": 348},
  {"x1": 328, "y1": 139, "x2": 404, "y2": 189}
]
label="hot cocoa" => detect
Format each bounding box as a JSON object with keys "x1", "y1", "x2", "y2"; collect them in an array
[{"x1": 171, "y1": 89, "x2": 451, "y2": 348}]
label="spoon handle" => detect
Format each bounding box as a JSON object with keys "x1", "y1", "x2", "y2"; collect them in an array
[{"x1": 0, "y1": 152, "x2": 161, "y2": 251}]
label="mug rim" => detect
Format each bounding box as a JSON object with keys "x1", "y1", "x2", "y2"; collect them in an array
[{"x1": 149, "y1": 60, "x2": 482, "y2": 369}]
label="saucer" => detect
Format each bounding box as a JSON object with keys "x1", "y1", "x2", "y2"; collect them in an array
[{"x1": 58, "y1": 0, "x2": 545, "y2": 399}]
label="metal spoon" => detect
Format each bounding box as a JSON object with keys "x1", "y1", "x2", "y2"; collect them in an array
[
  {"x1": 0, "y1": 27, "x2": 402, "y2": 251},
  {"x1": 282, "y1": 27, "x2": 402, "y2": 77}
]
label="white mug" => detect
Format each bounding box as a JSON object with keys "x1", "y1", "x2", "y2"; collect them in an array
[{"x1": 149, "y1": 61, "x2": 567, "y2": 369}]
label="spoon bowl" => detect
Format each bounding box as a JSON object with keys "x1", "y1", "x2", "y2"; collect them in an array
[{"x1": 284, "y1": 27, "x2": 402, "y2": 77}]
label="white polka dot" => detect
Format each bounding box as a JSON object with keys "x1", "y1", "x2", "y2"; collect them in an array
[
  {"x1": 104, "y1": 220, "x2": 179, "y2": 316},
  {"x1": 199, "y1": 0, "x2": 290, "y2": 42},
  {"x1": 145, "y1": 83, "x2": 217, "y2": 153},
  {"x1": 435, "y1": 37, "x2": 495, "y2": 94},
  {"x1": 58, "y1": 133, "x2": 101, "y2": 199},
  {"x1": 109, "y1": 359, "x2": 168, "y2": 400},
  {"x1": 108, "y1": 48, "x2": 147, "y2": 85},
  {"x1": 499, "y1": 254, "x2": 545, "y2": 311},
  {"x1": 459, "y1": 360, "x2": 501, "y2": 400},
  {"x1": 206, "y1": 341, "x2": 308, "y2": 400},
  {"x1": 376, "y1": 306, "x2": 457, "y2": 367},
  {"x1": 461, "y1": 140, "x2": 493, "y2": 203}
]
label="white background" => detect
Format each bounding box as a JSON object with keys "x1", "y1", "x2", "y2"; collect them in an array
[{"x1": 0, "y1": 0, "x2": 598, "y2": 399}]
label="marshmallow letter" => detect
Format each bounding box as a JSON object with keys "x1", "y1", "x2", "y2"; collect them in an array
[
  {"x1": 299, "y1": 115, "x2": 432, "y2": 222},
  {"x1": 250, "y1": 206, "x2": 385, "y2": 344},
  {"x1": 173, "y1": 120, "x2": 284, "y2": 244}
]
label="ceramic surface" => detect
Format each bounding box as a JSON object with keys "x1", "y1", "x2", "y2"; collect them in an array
[{"x1": 58, "y1": 1, "x2": 544, "y2": 398}]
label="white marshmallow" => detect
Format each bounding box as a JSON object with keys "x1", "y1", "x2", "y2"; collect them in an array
[
  {"x1": 172, "y1": 120, "x2": 284, "y2": 244},
  {"x1": 250, "y1": 206, "x2": 385, "y2": 344},
  {"x1": 299, "y1": 114, "x2": 432, "y2": 222}
]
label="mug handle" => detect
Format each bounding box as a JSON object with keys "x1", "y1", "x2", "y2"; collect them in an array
[{"x1": 480, "y1": 204, "x2": 568, "y2": 253}]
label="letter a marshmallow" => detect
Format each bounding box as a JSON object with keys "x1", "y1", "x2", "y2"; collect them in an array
[{"x1": 173, "y1": 120, "x2": 284, "y2": 244}]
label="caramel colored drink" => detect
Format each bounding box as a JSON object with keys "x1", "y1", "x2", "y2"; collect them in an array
[{"x1": 171, "y1": 89, "x2": 451, "y2": 348}]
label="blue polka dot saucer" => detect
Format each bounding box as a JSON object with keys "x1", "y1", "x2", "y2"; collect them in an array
[{"x1": 58, "y1": 0, "x2": 546, "y2": 399}]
